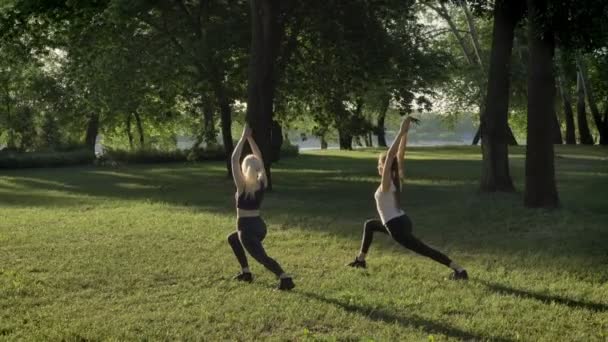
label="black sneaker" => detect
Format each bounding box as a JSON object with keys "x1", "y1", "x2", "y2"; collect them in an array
[
  {"x1": 278, "y1": 277, "x2": 295, "y2": 291},
  {"x1": 233, "y1": 272, "x2": 253, "y2": 283},
  {"x1": 450, "y1": 269, "x2": 469, "y2": 280},
  {"x1": 347, "y1": 257, "x2": 367, "y2": 269}
]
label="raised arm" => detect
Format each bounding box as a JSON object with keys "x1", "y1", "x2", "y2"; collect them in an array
[
  {"x1": 397, "y1": 129, "x2": 408, "y2": 179},
  {"x1": 231, "y1": 125, "x2": 251, "y2": 192},
  {"x1": 381, "y1": 118, "x2": 411, "y2": 192},
  {"x1": 246, "y1": 135, "x2": 264, "y2": 164}
]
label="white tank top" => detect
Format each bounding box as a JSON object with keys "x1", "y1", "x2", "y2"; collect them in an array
[{"x1": 374, "y1": 183, "x2": 404, "y2": 224}]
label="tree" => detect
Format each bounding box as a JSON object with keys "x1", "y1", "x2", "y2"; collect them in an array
[
  {"x1": 524, "y1": 0, "x2": 559, "y2": 208},
  {"x1": 479, "y1": 0, "x2": 524, "y2": 192}
]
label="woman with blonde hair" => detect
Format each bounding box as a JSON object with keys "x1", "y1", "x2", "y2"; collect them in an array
[
  {"x1": 227, "y1": 124, "x2": 295, "y2": 290},
  {"x1": 348, "y1": 117, "x2": 468, "y2": 280}
]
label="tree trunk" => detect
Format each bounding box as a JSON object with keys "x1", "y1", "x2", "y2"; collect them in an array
[
  {"x1": 376, "y1": 96, "x2": 389, "y2": 147},
  {"x1": 479, "y1": 0, "x2": 521, "y2": 192},
  {"x1": 245, "y1": 0, "x2": 285, "y2": 191},
  {"x1": 365, "y1": 132, "x2": 373, "y2": 147},
  {"x1": 320, "y1": 135, "x2": 328, "y2": 149},
  {"x1": 576, "y1": 56, "x2": 606, "y2": 144},
  {"x1": 557, "y1": 73, "x2": 576, "y2": 144},
  {"x1": 472, "y1": 126, "x2": 481, "y2": 145},
  {"x1": 576, "y1": 71, "x2": 594, "y2": 145},
  {"x1": 602, "y1": 105, "x2": 608, "y2": 145},
  {"x1": 134, "y1": 111, "x2": 144, "y2": 148},
  {"x1": 126, "y1": 113, "x2": 134, "y2": 149},
  {"x1": 507, "y1": 125, "x2": 518, "y2": 145},
  {"x1": 460, "y1": 0, "x2": 484, "y2": 68},
  {"x1": 85, "y1": 113, "x2": 99, "y2": 152},
  {"x1": 524, "y1": 0, "x2": 559, "y2": 208},
  {"x1": 552, "y1": 111, "x2": 563, "y2": 144},
  {"x1": 218, "y1": 96, "x2": 234, "y2": 177},
  {"x1": 203, "y1": 101, "x2": 216, "y2": 146},
  {"x1": 338, "y1": 128, "x2": 353, "y2": 150},
  {"x1": 270, "y1": 120, "x2": 283, "y2": 162}
]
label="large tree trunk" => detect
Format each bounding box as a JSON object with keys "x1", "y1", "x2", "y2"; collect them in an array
[
  {"x1": 126, "y1": 113, "x2": 134, "y2": 149},
  {"x1": 245, "y1": 0, "x2": 285, "y2": 191},
  {"x1": 375, "y1": 96, "x2": 389, "y2": 147},
  {"x1": 557, "y1": 74, "x2": 576, "y2": 144},
  {"x1": 524, "y1": 0, "x2": 559, "y2": 208},
  {"x1": 85, "y1": 113, "x2": 99, "y2": 152},
  {"x1": 576, "y1": 71, "x2": 595, "y2": 145},
  {"x1": 479, "y1": 0, "x2": 521, "y2": 192},
  {"x1": 576, "y1": 56, "x2": 607, "y2": 145},
  {"x1": 133, "y1": 111, "x2": 144, "y2": 148}
]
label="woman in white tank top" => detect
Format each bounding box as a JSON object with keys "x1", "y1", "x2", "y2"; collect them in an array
[{"x1": 347, "y1": 117, "x2": 469, "y2": 280}]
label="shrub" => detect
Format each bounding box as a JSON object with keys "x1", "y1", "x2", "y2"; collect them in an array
[
  {"x1": 280, "y1": 141, "x2": 299, "y2": 158},
  {"x1": 103, "y1": 148, "x2": 188, "y2": 164},
  {"x1": 0, "y1": 149, "x2": 95, "y2": 169}
]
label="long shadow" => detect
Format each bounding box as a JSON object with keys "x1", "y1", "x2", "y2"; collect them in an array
[
  {"x1": 2, "y1": 152, "x2": 608, "y2": 276},
  {"x1": 480, "y1": 280, "x2": 608, "y2": 313},
  {"x1": 298, "y1": 290, "x2": 514, "y2": 342}
]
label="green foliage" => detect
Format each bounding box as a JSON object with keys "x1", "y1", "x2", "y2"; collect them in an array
[
  {"x1": 0, "y1": 147, "x2": 607, "y2": 340},
  {"x1": 0, "y1": 148, "x2": 94, "y2": 168},
  {"x1": 103, "y1": 143, "x2": 298, "y2": 165}
]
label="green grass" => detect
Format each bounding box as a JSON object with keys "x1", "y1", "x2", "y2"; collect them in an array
[{"x1": 1, "y1": 145, "x2": 607, "y2": 341}]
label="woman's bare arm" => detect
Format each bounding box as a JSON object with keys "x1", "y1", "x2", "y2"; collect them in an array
[
  {"x1": 246, "y1": 135, "x2": 264, "y2": 164},
  {"x1": 231, "y1": 125, "x2": 251, "y2": 192},
  {"x1": 381, "y1": 118, "x2": 410, "y2": 192}
]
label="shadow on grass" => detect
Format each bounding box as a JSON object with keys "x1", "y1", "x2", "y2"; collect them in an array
[
  {"x1": 298, "y1": 290, "x2": 514, "y2": 342},
  {"x1": 480, "y1": 280, "x2": 608, "y2": 313},
  {"x1": 2, "y1": 152, "x2": 608, "y2": 277}
]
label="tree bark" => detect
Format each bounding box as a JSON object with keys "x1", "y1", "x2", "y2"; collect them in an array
[
  {"x1": 524, "y1": 0, "x2": 559, "y2": 208},
  {"x1": 557, "y1": 74, "x2": 576, "y2": 144},
  {"x1": 126, "y1": 113, "x2": 134, "y2": 149},
  {"x1": 203, "y1": 101, "x2": 216, "y2": 146},
  {"x1": 472, "y1": 126, "x2": 481, "y2": 145},
  {"x1": 479, "y1": 0, "x2": 521, "y2": 192},
  {"x1": 85, "y1": 113, "x2": 99, "y2": 152},
  {"x1": 133, "y1": 111, "x2": 144, "y2": 148},
  {"x1": 338, "y1": 129, "x2": 353, "y2": 150},
  {"x1": 218, "y1": 95, "x2": 234, "y2": 177},
  {"x1": 375, "y1": 95, "x2": 389, "y2": 147},
  {"x1": 576, "y1": 71, "x2": 595, "y2": 145},
  {"x1": 320, "y1": 135, "x2": 328, "y2": 149},
  {"x1": 245, "y1": 0, "x2": 286, "y2": 191},
  {"x1": 576, "y1": 56, "x2": 606, "y2": 144},
  {"x1": 552, "y1": 111, "x2": 563, "y2": 144}
]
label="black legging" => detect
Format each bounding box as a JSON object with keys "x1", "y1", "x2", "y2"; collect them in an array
[
  {"x1": 227, "y1": 216, "x2": 285, "y2": 277},
  {"x1": 360, "y1": 215, "x2": 452, "y2": 266}
]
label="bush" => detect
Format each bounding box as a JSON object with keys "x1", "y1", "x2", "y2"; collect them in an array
[
  {"x1": 280, "y1": 142, "x2": 299, "y2": 158},
  {"x1": 0, "y1": 149, "x2": 95, "y2": 169},
  {"x1": 103, "y1": 148, "x2": 188, "y2": 164},
  {"x1": 187, "y1": 145, "x2": 226, "y2": 162},
  {"x1": 103, "y1": 143, "x2": 298, "y2": 165}
]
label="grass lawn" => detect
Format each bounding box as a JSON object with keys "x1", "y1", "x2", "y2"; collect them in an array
[{"x1": 1, "y1": 145, "x2": 607, "y2": 341}]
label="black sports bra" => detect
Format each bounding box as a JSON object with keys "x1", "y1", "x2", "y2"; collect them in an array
[{"x1": 236, "y1": 186, "x2": 264, "y2": 210}]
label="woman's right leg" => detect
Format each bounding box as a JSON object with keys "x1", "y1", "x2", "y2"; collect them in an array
[
  {"x1": 348, "y1": 219, "x2": 387, "y2": 268},
  {"x1": 359, "y1": 219, "x2": 388, "y2": 256},
  {"x1": 238, "y1": 218, "x2": 286, "y2": 277},
  {"x1": 227, "y1": 231, "x2": 250, "y2": 271}
]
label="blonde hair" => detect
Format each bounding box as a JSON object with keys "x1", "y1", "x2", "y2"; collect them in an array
[{"x1": 241, "y1": 154, "x2": 267, "y2": 198}]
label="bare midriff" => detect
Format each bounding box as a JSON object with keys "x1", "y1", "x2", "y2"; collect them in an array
[{"x1": 237, "y1": 208, "x2": 260, "y2": 218}]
